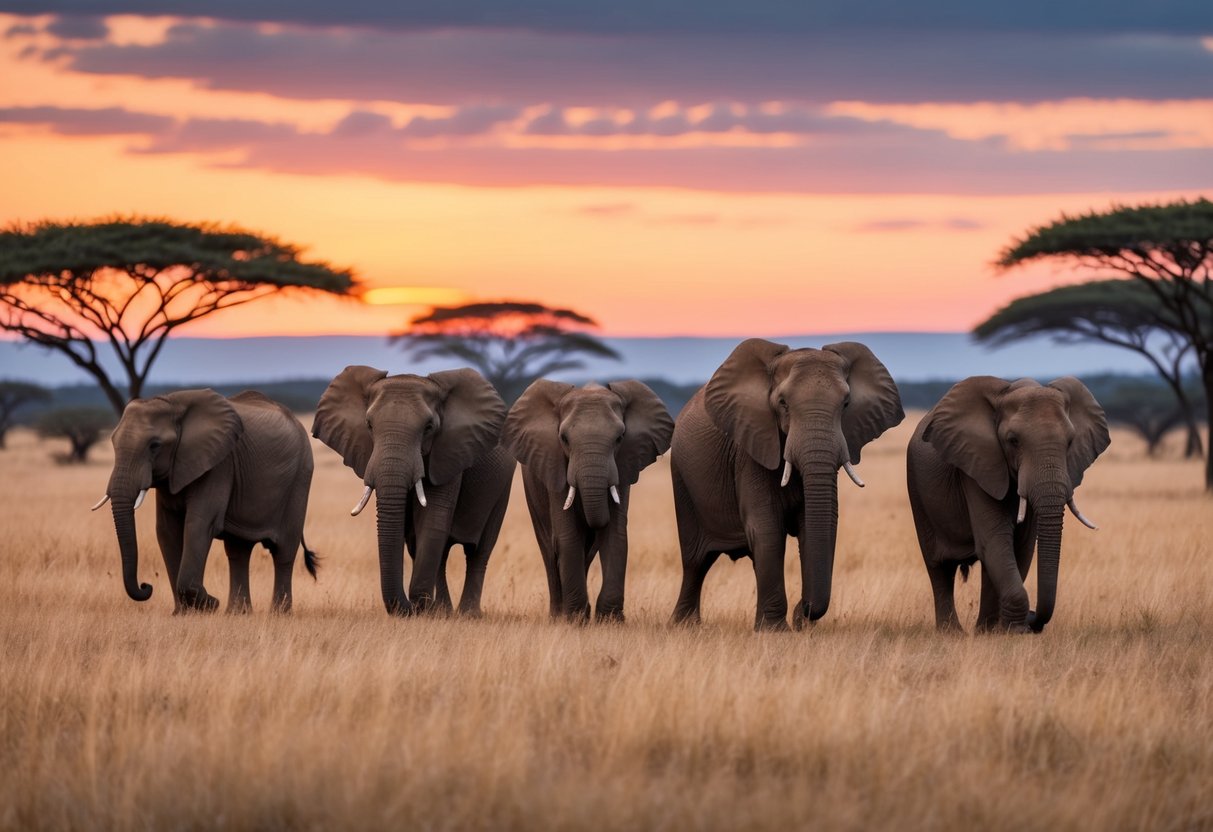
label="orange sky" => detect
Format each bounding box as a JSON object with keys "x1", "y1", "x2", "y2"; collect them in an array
[{"x1": 1, "y1": 12, "x2": 1210, "y2": 338}]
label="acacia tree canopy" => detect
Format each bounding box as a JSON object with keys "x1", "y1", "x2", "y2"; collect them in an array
[
  {"x1": 391, "y1": 301, "x2": 621, "y2": 403},
  {"x1": 0, "y1": 218, "x2": 356, "y2": 414}
]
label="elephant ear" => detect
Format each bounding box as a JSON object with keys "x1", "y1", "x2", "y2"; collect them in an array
[
  {"x1": 922, "y1": 376, "x2": 1011, "y2": 500},
  {"x1": 704, "y1": 338, "x2": 789, "y2": 470},
  {"x1": 502, "y1": 379, "x2": 574, "y2": 491},
  {"x1": 165, "y1": 389, "x2": 243, "y2": 494},
  {"x1": 608, "y1": 380, "x2": 675, "y2": 485},
  {"x1": 312, "y1": 365, "x2": 387, "y2": 479},
  {"x1": 427, "y1": 368, "x2": 507, "y2": 486},
  {"x1": 1049, "y1": 376, "x2": 1111, "y2": 488},
  {"x1": 823, "y1": 341, "x2": 905, "y2": 464}
]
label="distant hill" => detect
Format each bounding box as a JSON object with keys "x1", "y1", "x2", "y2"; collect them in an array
[{"x1": 0, "y1": 332, "x2": 1157, "y2": 390}]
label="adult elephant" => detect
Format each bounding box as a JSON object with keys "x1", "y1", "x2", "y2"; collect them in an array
[
  {"x1": 92, "y1": 389, "x2": 316, "y2": 613},
  {"x1": 907, "y1": 376, "x2": 1110, "y2": 633},
  {"x1": 670, "y1": 339, "x2": 904, "y2": 630},
  {"x1": 312, "y1": 366, "x2": 514, "y2": 616},
  {"x1": 503, "y1": 380, "x2": 674, "y2": 622}
]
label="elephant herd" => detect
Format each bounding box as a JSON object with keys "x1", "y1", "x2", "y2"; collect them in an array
[{"x1": 90, "y1": 338, "x2": 1111, "y2": 634}]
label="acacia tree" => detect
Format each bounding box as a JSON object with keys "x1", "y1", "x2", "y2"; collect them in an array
[
  {"x1": 1099, "y1": 378, "x2": 1205, "y2": 458},
  {"x1": 998, "y1": 199, "x2": 1213, "y2": 489},
  {"x1": 974, "y1": 279, "x2": 1203, "y2": 457},
  {"x1": 0, "y1": 218, "x2": 355, "y2": 415},
  {"x1": 0, "y1": 380, "x2": 51, "y2": 449},
  {"x1": 390, "y1": 301, "x2": 621, "y2": 403},
  {"x1": 36, "y1": 406, "x2": 115, "y2": 463}
]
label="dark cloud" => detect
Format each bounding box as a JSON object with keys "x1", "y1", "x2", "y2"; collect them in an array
[
  {"x1": 330, "y1": 110, "x2": 394, "y2": 137},
  {"x1": 524, "y1": 104, "x2": 905, "y2": 138},
  {"x1": 400, "y1": 104, "x2": 520, "y2": 138},
  {"x1": 0, "y1": 105, "x2": 173, "y2": 135},
  {"x1": 33, "y1": 22, "x2": 1213, "y2": 106},
  {"x1": 0, "y1": 1, "x2": 1209, "y2": 36},
  {"x1": 4, "y1": 105, "x2": 1210, "y2": 196},
  {"x1": 4, "y1": 22, "x2": 36, "y2": 37},
  {"x1": 854, "y1": 217, "x2": 986, "y2": 232},
  {"x1": 44, "y1": 14, "x2": 108, "y2": 39}
]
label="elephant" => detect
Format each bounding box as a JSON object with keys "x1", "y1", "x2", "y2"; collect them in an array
[
  {"x1": 92, "y1": 389, "x2": 316, "y2": 613},
  {"x1": 502, "y1": 380, "x2": 674, "y2": 622},
  {"x1": 312, "y1": 366, "x2": 514, "y2": 616},
  {"x1": 670, "y1": 339, "x2": 904, "y2": 630},
  {"x1": 907, "y1": 376, "x2": 1110, "y2": 633}
]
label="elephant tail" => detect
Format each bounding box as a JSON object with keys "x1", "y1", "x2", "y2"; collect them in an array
[{"x1": 302, "y1": 535, "x2": 319, "y2": 580}]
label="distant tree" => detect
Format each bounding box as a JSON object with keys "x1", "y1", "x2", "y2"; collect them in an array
[
  {"x1": 36, "y1": 406, "x2": 114, "y2": 463},
  {"x1": 0, "y1": 218, "x2": 356, "y2": 416},
  {"x1": 998, "y1": 198, "x2": 1213, "y2": 489},
  {"x1": 973, "y1": 279, "x2": 1203, "y2": 457},
  {"x1": 390, "y1": 301, "x2": 621, "y2": 402},
  {"x1": 1100, "y1": 379, "x2": 1205, "y2": 457},
  {"x1": 0, "y1": 380, "x2": 52, "y2": 449}
]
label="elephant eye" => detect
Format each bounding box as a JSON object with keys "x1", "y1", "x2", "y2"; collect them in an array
[
  {"x1": 1008, "y1": 435, "x2": 1020, "y2": 448},
  {"x1": 843, "y1": 397, "x2": 851, "y2": 409},
  {"x1": 560, "y1": 431, "x2": 569, "y2": 445},
  {"x1": 778, "y1": 397, "x2": 788, "y2": 411},
  {"x1": 149, "y1": 438, "x2": 162, "y2": 452},
  {"x1": 424, "y1": 420, "x2": 434, "y2": 434}
]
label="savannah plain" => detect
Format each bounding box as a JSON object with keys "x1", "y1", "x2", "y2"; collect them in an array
[{"x1": 2, "y1": 415, "x2": 1211, "y2": 831}]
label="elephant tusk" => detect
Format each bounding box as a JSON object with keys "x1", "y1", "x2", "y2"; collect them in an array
[
  {"x1": 842, "y1": 461, "x2": 865, "y2": 488},
  {"x1": 781, "y1": 459, "x2": 792, "y2": 487},
  {"x1": 351, "y1": 485, "x2": 373, "y2": 516},
  {"x1": 1068, "y1": 498, "x2": 1098, "y2": 530},
  {"x1": 414, "y1": 479, "x2": 427, "y2": 508},
  {"x1": 563, "y1": 486, "x2": 576, "y2": 510},
  {"x1": 90, "y1": 494, "x2": 110, "y2": 511},
  {"x1": 610, "y1": 485, "x2": 621, "y2": 504},
  {"x1": 1017, "y1": 496, "x2": 1028, "y2": 524},
  {"x1": 133, "y1": 489, "x2": 147, "y2": 511}
]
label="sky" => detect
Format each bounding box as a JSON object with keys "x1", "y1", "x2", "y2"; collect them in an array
[{"x1": 0, "y1": 2, "x2": 1210, "y2": 338}]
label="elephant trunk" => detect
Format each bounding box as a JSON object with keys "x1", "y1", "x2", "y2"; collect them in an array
[
  {"x1": 368, "y1": 439, "x2": 423, "y2": 616},
  {"x1": 107, "y1": 468, "x2": 152, "y2": 602},
  {"x1": 799, "y1": 455, "x2": 839, "y2": 622},
  {"x1": 570, "y1": 444, "x2": 615, "y2": 530},
  {"x1": 1028, "y1": 496, "x2": 1066, "y2": 633},
  {"x1": 375, "y1": 474, "x2": 413, "y2": 616}
]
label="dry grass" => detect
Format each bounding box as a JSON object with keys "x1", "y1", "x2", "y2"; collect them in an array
[{"x1": 2, "y1": 416, "x2": 1212, "y2": 831}]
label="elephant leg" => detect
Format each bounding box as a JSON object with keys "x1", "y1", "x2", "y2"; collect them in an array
[
  {"x1": 541, "y1": 537, "x2": 563, "y2": 618},
  {"x1": 459, "y1": 488, "x2": 509, "y2": 617},
  {"x1": 434, "y1": 543, "x2": 455, "y2": 614},
  {"x1": 926, "y1": 560, "x2": 962, "y2": 631},
  {"x1": 223, "y1": 538, "x2": 254, "y2": 614},
  {"x1": 595, "y1": 504, "x2": 629, "y2": 623},
  {"x1": 975, "y1": 563, "x2": 1001, "y2": 632},
  {"x1": 176, "y1": 514, "x2": 219, "y2": 613},
  {"x1": 752, "y1": 540, "x2": 791, "y2": 632},
  {"x1": 964, "y1": 479, "x2": 1029, "y2": 632},
  {"x1": 155, "y1": 507, "x2": 186, "y2": 614},
  {"x1": 268, "y1": 538, "x2": 299, "y2": 614},
  {"x1": 672, "y1": 549, "x2": 719, "y2": 625},
  {"x1": 554, "y1": 525, "x2": 591, "y2": 623}
]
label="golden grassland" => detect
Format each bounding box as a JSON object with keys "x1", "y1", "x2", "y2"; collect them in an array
[{"x1": 2, "y1": 416, "x2": 1211, "y2": 831}]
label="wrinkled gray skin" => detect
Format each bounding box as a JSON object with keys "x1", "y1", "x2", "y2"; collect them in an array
[
  {"x1": 101, "y1": 389, "x2": 315, "y2": 614},
  {"x1": 503, "y1": 381, "x2": 674, "y2": 622},
  {"x1": 670, "y1": 339, "x2": 904, "y2": 631},
  {"x1": 312, "y1": 366, "x2": 514, "y2": 616},
  {"x1": 908, "y1": 377, "x2": 1110, "y2": 633}
]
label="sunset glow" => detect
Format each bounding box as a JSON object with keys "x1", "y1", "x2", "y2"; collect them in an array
[{"x1": 0, "y1": 9, "x2": 1209, "y2": 338}]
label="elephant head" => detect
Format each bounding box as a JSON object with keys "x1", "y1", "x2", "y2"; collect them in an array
[
  {"x1": 312, "y1": 366, "x2": 506, "y2": 614},
  {"x1": 922, "y1": 376, "x2": 1110, "y2": 632},
  {"x1": 502, "y1": 380, "x2": 674, "y2": 528},
  {"x1": 704, "y1": 338, "x2": 904, "y2": 622},
  {"x1": 92, "y1": 389, "x2": 243, "y2": 602}
]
